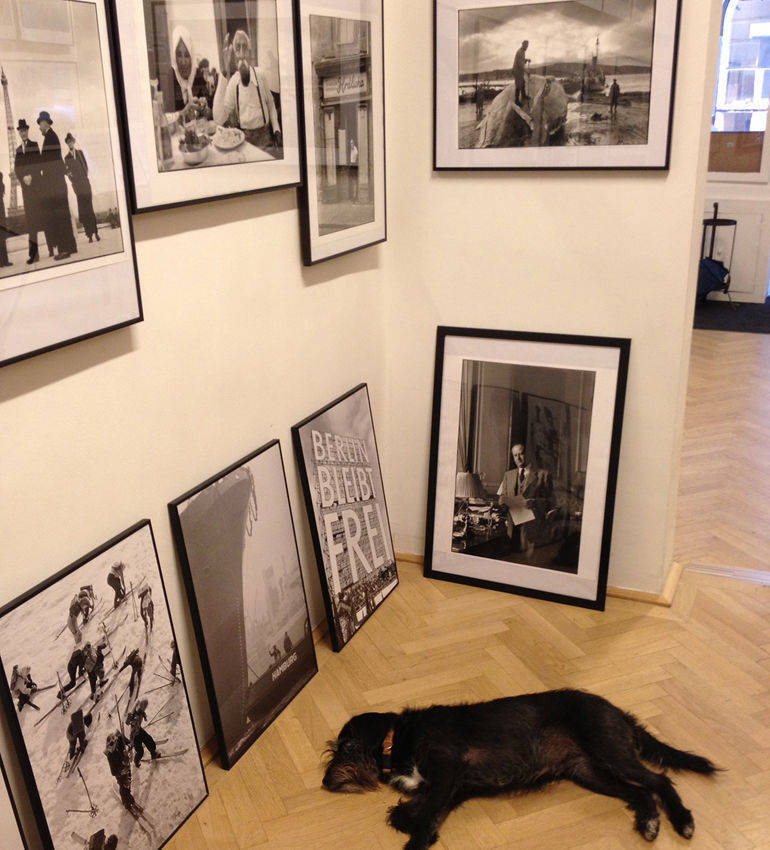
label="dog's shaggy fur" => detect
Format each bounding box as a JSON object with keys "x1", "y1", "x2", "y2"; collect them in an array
[{"x1": 322, "y1": 689, "x2": 717, "y2": 850}]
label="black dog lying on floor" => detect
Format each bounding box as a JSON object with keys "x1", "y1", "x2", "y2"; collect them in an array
[{"x1": 322, "y1": 689, "x2": 717, "y2": 850}]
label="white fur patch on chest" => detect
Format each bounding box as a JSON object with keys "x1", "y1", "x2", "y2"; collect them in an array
[{"x1": 390, "y1": 765, "x2": 425, "y2": 792}]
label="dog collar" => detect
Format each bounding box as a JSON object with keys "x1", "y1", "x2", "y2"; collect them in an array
[{"x1": 381, "y1": 727, "x2": 394, "y2": 777}]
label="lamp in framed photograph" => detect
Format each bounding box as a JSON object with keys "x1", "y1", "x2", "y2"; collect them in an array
[
  {"x1": 292, "y1": 384, "x2": 398, "y2": 650},
  {"x1": 425, "y1": 327, "x2": 630, "y2": 610},
  {"x1": 434, "y1": 0, "x2": 682, "y2": 170},
  {"x1": 0, "y1": 754, "x2": 27, "y2": 850},
  {"x1": 0, "y1": 520, "x2": 208, "y2": 849},
  {"x1": 109, "y1": 0, "x2": 301, "y2": 212},
  {"x1": 294, "y1": 0, "x2": 386, "y2": 264},
  {"x1": 169, "y1": 439, "x2": 318, "y2": 769},
  {"x1": 0, "y1": 0, "x2": 141, "y2": 368}
]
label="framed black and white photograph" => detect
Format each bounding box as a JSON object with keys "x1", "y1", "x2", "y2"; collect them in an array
[
  {"x1": 292, "y1": 384, "x2": 398, "y2": 650},
  {"x1": 295, "y1": 0, "x2": 386, "y2": 264},
  {"x1": 0, "y1": 0, "x2": 141, "y2": 368},
  {"x1": 110, "y1": 0, "x2": 301, "y2": 212},
  {"x1": 425, "y1": 327, "x2": 629, "y2": 610},
  {"x1": 169, "y1": 439, "x2": 318, "y2": 770},
  {"x1": 434, "y1": 0, "x2": 682, "y2": 170},
  {"x1": 0, "y1": 520, "x2": 207, "y2": 849},
  {"x1": 0, "y1": 754, "x2": 27, "y2": 850}
]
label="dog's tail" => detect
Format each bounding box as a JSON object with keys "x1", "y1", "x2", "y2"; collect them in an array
[{"x1": 632, "y1": 720, "x2": 718, "y2": 774}]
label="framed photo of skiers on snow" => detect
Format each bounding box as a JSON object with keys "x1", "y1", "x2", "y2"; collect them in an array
[
  {"x1": 109, "y1": 0, "x2": 302, "y2": 212},
  {"x1": 434, "y1": 0, "x2": 682, "y2": 170},
  {"x1": 292, "y1": 384, "x2": 398, "y2": 651},
  {"x1": 169, "y1": 439, "x2": 318, "y2": 769},
  {"x1": 424, "y1": 327, "x2": 630, "y2": 610},
  {"x1": 295, "y1": 0, "x2": 387, "y2": 264},
  {"x1": 0, "y1": 520, "x2": 207, "y2": 849},
  {"x1": 0, "y1": 0, "x2": 142, "y2": 368}
]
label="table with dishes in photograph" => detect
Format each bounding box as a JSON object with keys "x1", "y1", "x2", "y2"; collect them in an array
[{"x1": 160, "y1": 117, "x2": 275, "y2": 170}]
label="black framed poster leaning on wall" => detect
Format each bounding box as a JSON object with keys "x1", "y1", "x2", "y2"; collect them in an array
[
  {"x1": 294, "y1": 0, "x2": 387, "y2": 264},
  {"x1": 293, "y1": 384, "x2": 398, "y2": 651},
  {"x1": 169, "y1": 439, "x2": 318, "y2": 770},
  {"x1": 424, "y1": 327, "x2": 630, "y2": 610},
  {"x1": 0, "y1": 520, "x2": 208, "y2": 849},
  {"x1": 110, "y1": 0, "x2": 301, "y2": 212},
  {"x1": 0, "y1": 0, "x2": 141, "y2": 368}
]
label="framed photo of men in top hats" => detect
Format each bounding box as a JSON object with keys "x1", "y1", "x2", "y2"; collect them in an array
[
  {"x1": 0, "y1": 0, "x2": 141, "y2": 369},
  {"x1": 109, "y1": 0, "x2": 301, "y2": 212}
]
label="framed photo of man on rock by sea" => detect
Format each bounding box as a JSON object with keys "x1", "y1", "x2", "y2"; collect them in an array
[
  {"x1": 0, "y1": 520, "x2": 207, "y2": 849},
  {"x1": 434, "y1": 0, "x2": 681, "y2": 170},
  {"x1": 169, "y1": 439, "x2": 318, "y2": 769},
  {"x1": 295, "y1": 0, "x2": 386, "y2": 264},
  {"x1": 424, "y1": 327, "x2": 630, "y2": 610},
  {"x1": 293, "y1": 384, "x2": 398, "y2": 651},
  {"x1": 110, "y1": 0, "x2": 301, "y2": 212},
  {"x1": 0, "y1": 0, "x2": 141, "y2": 368}
]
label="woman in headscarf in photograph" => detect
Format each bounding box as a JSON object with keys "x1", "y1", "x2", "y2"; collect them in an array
[{"x1": 162, "y1": 25, "x2": 212, "y2": 117}]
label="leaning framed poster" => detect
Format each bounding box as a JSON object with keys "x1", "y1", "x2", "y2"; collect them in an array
[
  {"x1": 169, "y1": 439, "x2": 318, "y2": 769},
  {"x1": 0, "y1": 520, "x2": 208, "y2": 849},
  {"x1": 0, "y1": 754, "x2": 27, "y2": 850},
  {"x1": 294, "y1": 0, "x2": 387, "y2": 264},
  {"x1": 434, "y1": 0, "x2": 682, "y2": 170},
  {"x1": 0, "y1": 0, "x2": 142, "y2": 368},
  {"x1": 424, "y1": 327, "x2": 630, "y2": 610},
  {"x1": 292, "y1": 384, "x2": 398, "y2": 650},
  {"x1": 110, "y1": 0, "x2": 301, "y2": 212}
]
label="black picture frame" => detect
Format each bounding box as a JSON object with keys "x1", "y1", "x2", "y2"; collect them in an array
[
  {"x1": 424, "y1": 326, "x2": 630, "y2": 610},
  {"x1": 0, "y1": 753, "x2": 27, "y2": 850},
  {"x1": 294, "y1": 0, "x2": 387, "y2": 264},
  {"x1": 433, "y1": 0, "x2": 682, "y2": 171},
  {"x1": 108, "y1": 0, "x2": 302, "y2": 213},
  {"x1": 0, "y1": 0, "x2": 142, "y2": 369},
  {"x1": 292, "y1": 383, "x2": 398, "y2": 650},
  {"x1": 0, "y1": 520, "x2": 208, "y2": 849},
  {"x1": 169, "y1": 439, "x2": 318, "y2": 770}
]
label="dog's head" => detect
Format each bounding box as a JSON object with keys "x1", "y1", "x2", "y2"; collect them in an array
[{"x1": 322, "y1": 711, "x2": 395, "y2": 793}]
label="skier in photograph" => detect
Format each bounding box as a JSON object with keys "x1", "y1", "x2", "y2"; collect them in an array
[
  {"x1": 78, "y1": 584, "x2": 96, "y2": 622},
  {"x1": 66, "y1": 708, "x2": 93, "y2": 760},
  {"x1": 138, "y1": 586, "x2": 154, "y2": 632},
  {"x1": 107, "y1": 561, "x2": 126, "y2": 608},
  {"x1": 83, "y1": 640, "x2": 109, "y2": 700},
  {"x1": 127, "y1": 698, "x2": 161, "y2": 766},
  {"x1": 79, "y1": 830, "x2": 118, "y2": 850},
  {"x1": 58, "y1": 645, "x2": 87, "y2": 698},
  {"x1": 67, "y1": 592, "x2": 86, "y2": 642},
  {"x1": 104, "y1": 731, "x2": 140, "y2": 814},
  {"x1": 170, "y1": 640, "x2": 181, "y2": 681},
  {"x1": 120, "y1": 648, "x2": 144, "y2": 701},
  {"x1": 9, "y1": 664, "x2": 39, "y2": 711}
]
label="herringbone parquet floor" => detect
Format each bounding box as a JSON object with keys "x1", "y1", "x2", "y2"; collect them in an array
[{"x1": 166, "y1": 330, "x2": 770, "y2": 850}]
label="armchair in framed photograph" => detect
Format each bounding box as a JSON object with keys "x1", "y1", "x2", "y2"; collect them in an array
[
  {"x1": 169, "y1": 439, "x2": 318, "y2": 769},
  {"x1": 425, "y1": 327, "x2": 630, "y2": 610},
  {"x1": 0, "y1": 520, "x2": 207, "y2": 849},
  {"x1": 0, "y1": 0, "x2": 141, "y2": 368},
  {"x1": 434, "y1": 0, "x2": 682, "y2": 170},
  {"x1": 292, "y1": 384, "x2": 398, "y2": 650},
  {"x1": 294, "y1": 0, "x2": 386, "y2": 264},
  {"x1": 110, "y1": 0, "x2": 301, "y2": 212}
]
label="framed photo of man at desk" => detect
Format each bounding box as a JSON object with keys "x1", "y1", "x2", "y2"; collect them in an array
[
  {"x1": 424, "y1": 327, "x2": 630, "y2": 610},
  {"x1": 0, "y1": 0, "x2": 141, "y2": 368},
  {"x1": 110, "y1": 0, "x2": 301, "y2": 212}
]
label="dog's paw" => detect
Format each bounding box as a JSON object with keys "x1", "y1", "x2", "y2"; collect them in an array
[
  {"x1": 634, "y1": 814, "x2": 660, "y2": 842},
  {"x1": 671, "y1": 809, "x2": 694, "y2": 839},
  {"x1": 388, "y1": 802, "x2": 416, "y2": 834},
  {"x1": 403, "y1": 832, "x2": 437, "y2": 850}
]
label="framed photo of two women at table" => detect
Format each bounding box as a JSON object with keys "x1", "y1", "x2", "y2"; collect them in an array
[
  {"x1": 424, "y1": 327, "x2": 630, "y2": 610},
  {"x1": 0, "y1": 0, "x2": 141, "y2": 369},
  {"x1": 294, "y1": 0, "x2": 387, "y2": 264},
  {"x1": 110, "y1": 0, "x2": 301, "y2": 213}
]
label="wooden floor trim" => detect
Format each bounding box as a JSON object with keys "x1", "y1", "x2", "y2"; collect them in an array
[
  {"x1": 687, "y1": 562, "x2": 770, "y2": 585},
  {"x1": 396, "y1": 553, "x2": 684, "y2": 608}
]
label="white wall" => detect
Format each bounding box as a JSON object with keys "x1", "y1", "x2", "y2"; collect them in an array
[
  {"x1": 381, "y1": 0, "x2": 719, "y2": 596},
  {"x1": 0, "y1": 0, "x2": 718, "y2": 846}
]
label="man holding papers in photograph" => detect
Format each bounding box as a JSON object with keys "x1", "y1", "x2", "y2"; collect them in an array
[{"x1": 497, "y1": 443, "x2": 556, "y2": 556}]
